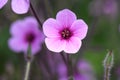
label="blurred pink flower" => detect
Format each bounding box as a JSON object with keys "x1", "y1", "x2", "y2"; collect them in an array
[
  {"x1": 77, "y1": 60, "x2": 93, "y2": 73},
  {"x1": 103, "y1": 0, "x2": 118, "y2": 18},
  {"x1": 89, "y1": 0, "x2": 118, "y2": 19},
  {"x1": 74, "y1": 60, "x2": 96, "y2": 80},
  {"x1": 74, "y1": 72, "x2": 89, "y2": 80},
  {"x1": 57, "y1": 63, "x2": 67, "y2": 80},
  {"x1": 8, "y1": 17, "x2": 44, "y2": 55},
  {"x1": 43, "y1": 9, "x2": 88, "y2": 53},
  {"x1": 0, "y1": 0, "x2": 29, "y2": 14}
]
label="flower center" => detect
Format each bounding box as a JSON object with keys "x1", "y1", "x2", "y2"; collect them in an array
[
  {"x1": 26, "y1": 33, "x2": 35, "y2": 43},
  {"x1": 61, "y1": 28, "x2": 72, "y2": 39}
]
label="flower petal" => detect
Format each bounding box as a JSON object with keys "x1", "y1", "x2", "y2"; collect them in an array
[
  {"x1": 23, "y1": 17, "x2": 40, "y2": 33},
  {"x1": 24, "y1": 17, "x2": 39, "y2": 29},
  {"x1": 31, "y1": 43, "x2": 41, "y2": 55},
  {"x1": 64, "y1": 37, "x2": 81, "y2": 54},
  {"x1": 0, "y1": 0, "x2": 8, "y2": 9},
  {"x1": 45, "y1": 38, "x2": 66, "y2": 52},
  {"x1": 31, "y1": 31, "x2": 44, "y2": 55},
  {"x1": 8, "y1": 37, "x2": 27, "y2": 53},
  {"x1": 70, "y1": 19, "x2": 88, "y2": 40},
  {"x1": 10, "y1": 17, "x2": 39, "y2": 37},
  {"x1": 10, "y1": 20, "x2": 26, "y2": 37},
  {"x1": 11, "y1": 0, "x2": 29, "y2": 14},
  {"x1": 56, "y1": 9, "x2": 76, "y2": 27},
  {"x1": 43, "y1": 18, "x2": 62, "y2": 38}
]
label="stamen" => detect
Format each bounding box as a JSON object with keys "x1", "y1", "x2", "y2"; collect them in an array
[{"x1": 60, "y1": 28, "x2": 72, "y2": 39}]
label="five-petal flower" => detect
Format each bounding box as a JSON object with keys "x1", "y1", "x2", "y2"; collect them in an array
[
  {"x1": 43, "y1": 9, "x2": 88, "y2": 53},
  {"x1": 8, "y1": 17, "x2": 44, "y2": 54}
]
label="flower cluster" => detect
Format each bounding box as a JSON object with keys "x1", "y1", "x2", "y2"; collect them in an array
[
  {"x1": 8, "y1": 9, "x2": 88, "y2": 54},
  {"x1": 7, "y1": 8, "x2": 89, "y2": 80}
]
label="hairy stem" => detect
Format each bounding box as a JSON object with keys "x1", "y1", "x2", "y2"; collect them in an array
[
  {"x1": 104, "y1": 67, "x2": 110, "y2": 80},
  {"x1": 103, "y1": 50, "x2": 114, "y2": 80}
]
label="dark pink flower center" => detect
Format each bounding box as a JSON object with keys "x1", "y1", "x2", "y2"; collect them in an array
[
  {"x1": 60, "y1": 28, "x2": 72, "y2": 39},
  {"x1": 25, "y1": 33, "x2": 35, "y2": 43}
]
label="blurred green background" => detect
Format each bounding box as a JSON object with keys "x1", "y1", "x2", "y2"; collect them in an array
[{"x1": 0, "y1": 0, "x2": 120, "y2": 80}]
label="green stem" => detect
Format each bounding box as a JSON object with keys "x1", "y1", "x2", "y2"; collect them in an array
[
  {"x1": 24, "y1": 61, "x2": 31, "y2": 80},
  {"x1": 104, "y1": 67, "x2": 110, "y2": 80},
  {"x1": 24, "y1": 44, "x2": 32, "y2": 80},
  {"x1": 103, "y1": 50, "x2": 114, "y2": 80}
]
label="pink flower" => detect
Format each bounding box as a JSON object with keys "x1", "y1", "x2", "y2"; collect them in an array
[
  {"x1": 57, "y1": 63, "x2": 68, "y2": 80},
  {"x1": 103, "y1": 0, "x2": 118, "y2": 18},
  {"x1": 0, "y1": 0, "x2": 29, "y2": 14},
  {"x1": 43, "y1": 9, "x2": 88, "y2": 53},
  {"x1": 74, "y1": 60, "x2": 96, "y2": 80},
  {"x1": 8, "y1": 17, "x2": 44, "y2": 55}
]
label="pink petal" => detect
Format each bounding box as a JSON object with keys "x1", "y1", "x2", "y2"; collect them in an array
[
  {"x1": 45, "y1": 38, "x2": 66, "y2": 52},
  {"x1": 31, "y1": 43, "x2": 41, "y2": 55},
  {"x1": 31, "y1": 31, "x2": 44, "y2": 54},
  {"x1": 56, "y1": 9, "x2": 76, "y2": 27},
  {"x1": 23, "y1": 17, "x2": 40, "y2": 33},
  {"x1": 0, "y1": 0, "x2": 8, "y2": 9},
  {"x1": 24, "y1": 17, "x2": 39, "y2": 29},
  {"x1": 8, "y1": 38, "x2": 27, "y2": 53},
  {"x1": 64, "y1": 37, "x2": 82, "y2": 54},
  {"x1": 33, "y1": 30, "x2": 44, "y2": 45},
  {"x1": 43, "y1": 18, "x2": 62, "y2": 38},
  {"x1": 10, "y1": 20, "x2": 27, "y2": 37},
  {"x1": 11, "y1": 0, "x2": 29, "y2": 14},
  {"x1": 70, "y1": 19, "x2": 88, "y2": 40},
  {"x1": 8, "y1": 37, "x2": 41, "y2": 55},
  {"x1": 10, "y1": 17, "x2": 39, "y2": 37}
]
